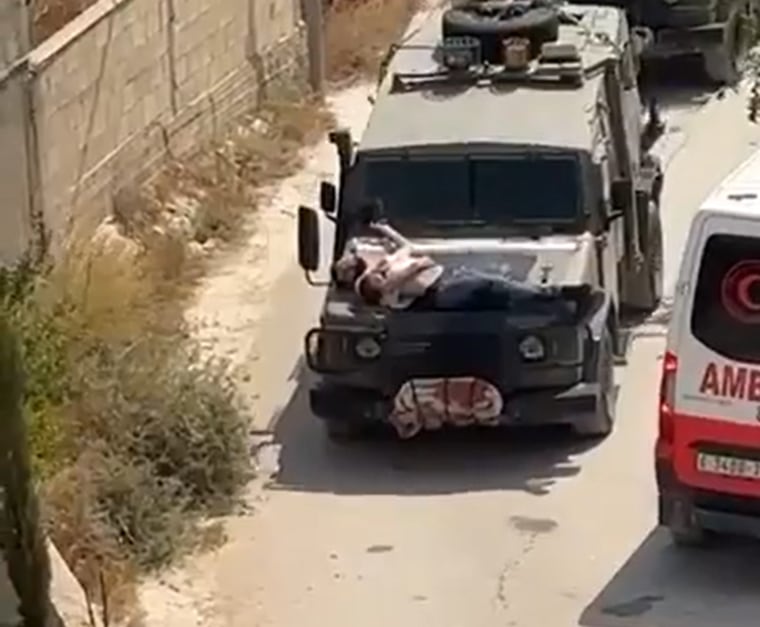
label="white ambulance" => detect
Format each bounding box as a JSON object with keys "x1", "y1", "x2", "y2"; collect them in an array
[{"x1": 657, "y1": 149, "x2": 760, "y2": 546}]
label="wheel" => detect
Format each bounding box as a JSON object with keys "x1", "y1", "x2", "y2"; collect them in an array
[
  {"x1": 663, "y1": 497, "x2": 712, "y2": 547},
  {"x1": 623, "y1": 203, "x2": 663, "y2": 313},
  {"x1": 442, "y1": 0, "x2": 560, "y2": 62},
  {"x1": 324, "y1": 419, "x2": 368, "y2": 443},
  {"x1": 573, "y1": 328, "x2": 615, "y2": 438},
  {"x1": 702, "y1": 3, "x2": 752, "y2": 85},
  {"x1": 646, "y1": 212, "x2": 664, "y2": 310},
  {"x1": 669, "y1": 524, "x2": 709, "y2": 547}
]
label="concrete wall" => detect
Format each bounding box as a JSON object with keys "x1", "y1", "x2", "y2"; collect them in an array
[
  {"x1": 2, "y1": 0, "x2": 305, "y2": 261},
  {"x1": 0, "y1": 62, "x2": 35, "y2": 267},
  {"x1": 0, "y1": 0, "x2": 29, "y2": 69}
]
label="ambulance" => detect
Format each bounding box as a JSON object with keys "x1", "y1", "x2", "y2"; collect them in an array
[{"x1": 657, "y1": 149, "x2": 760, "y2": 546}]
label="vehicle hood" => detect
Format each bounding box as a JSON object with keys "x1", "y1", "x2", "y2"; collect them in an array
[
  {"x1": 400, "y1": 232, "x2": 597, "y2": 287},
  {"x1": 322, "y1": 233, "x2": 598, "y2": 325}
]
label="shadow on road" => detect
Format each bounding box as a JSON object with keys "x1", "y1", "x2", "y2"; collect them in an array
[
  {"x1": 580, "y1": 527, "x2": 760, "y2": 627},
  {"x1": 270, "y1": 366, "x2": 600, "y2": 497}
]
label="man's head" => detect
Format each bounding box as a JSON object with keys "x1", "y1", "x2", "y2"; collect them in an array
[
  {"x1": 355, "y1": 270, "x2": 384, "y2": 306},
  {"x1": 331, "y1": 252, "x2": 367, "y2": 289}
]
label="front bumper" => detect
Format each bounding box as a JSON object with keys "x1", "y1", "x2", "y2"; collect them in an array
[
  {"x1": 309, "y1": 380, "x2": 601, "y2": 429},
  {"x1": 657, "y1": 460, "x2": 760, "y2": 540}
]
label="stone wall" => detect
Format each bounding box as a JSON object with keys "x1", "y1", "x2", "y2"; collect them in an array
[
  {"x1": 1, "y1": 0, "x2": 306, "y2": 262},
  {"x1": 0, "y1": 0, "x2": 29, "y2": 70},
  {"x1": 0, "y1": 62, "x2": 35, "y2": 267}
]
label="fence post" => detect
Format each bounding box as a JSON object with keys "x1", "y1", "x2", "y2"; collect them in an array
[{"x1": 301, "y1": 0, "x2": 326, "y2": 94}]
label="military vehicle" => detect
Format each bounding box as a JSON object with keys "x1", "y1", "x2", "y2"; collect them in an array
[
  {"x1": 296, "y1": 1, "x2": 664, "y2": 442},
  {"x1": 570, "y1": 0, "x2": 756, "y2": 84}
]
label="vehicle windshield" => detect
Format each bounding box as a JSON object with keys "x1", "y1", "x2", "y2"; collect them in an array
[{"x1": 357, "y1": 153, "x2": 583, "y2": 233}]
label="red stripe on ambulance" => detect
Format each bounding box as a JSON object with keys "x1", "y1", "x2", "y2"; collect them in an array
[{"x1": 699, "y1": 361, "x2": 760, "y2": 401}]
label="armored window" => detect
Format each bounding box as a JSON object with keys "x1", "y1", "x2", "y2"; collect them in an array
[
  {"x1": 364, "y1": 156, "x2": 469, "y2": 223},
  {"x1": 471, "y1": 155, "x2": 580, "y2": 223}
]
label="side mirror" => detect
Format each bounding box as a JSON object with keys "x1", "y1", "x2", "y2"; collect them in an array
[
  {"x1": 298, "y1": 205, "x2": 320, "y2": 272},
  {"x1": 319, "y1": 181, "x2": 337, "y2": 214},
  {"x1": 610, "y1": 180, "x2": 632, "y2": 212}
]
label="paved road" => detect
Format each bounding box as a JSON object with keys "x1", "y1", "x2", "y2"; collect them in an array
[{"x1": 213, "y1": 71, "x2": 760, "y2": 627}]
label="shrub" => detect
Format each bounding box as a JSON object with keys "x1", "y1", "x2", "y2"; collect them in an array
[
  {"x1": 0, "y1": 314, "x2": 53, "y2": 627},
  {"x1": 1, "y1": 243, "x2": 252, "y2": 620}
]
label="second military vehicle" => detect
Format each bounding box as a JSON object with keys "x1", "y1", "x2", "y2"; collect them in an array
[
  {"x1": 296, "y1": 1, "x2": 664, "y2": 442},
  {"x1": 566, "y1": 0, "x2": 757, "y2": 84}
]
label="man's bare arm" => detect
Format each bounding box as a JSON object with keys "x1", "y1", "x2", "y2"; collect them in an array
[{"x1": 369, "y1": 221, "x2": 410, "y2": 249}]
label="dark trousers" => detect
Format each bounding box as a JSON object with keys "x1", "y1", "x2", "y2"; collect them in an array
[{"x1": 412, "y1": 271, "x2": 571, "y2": 316}]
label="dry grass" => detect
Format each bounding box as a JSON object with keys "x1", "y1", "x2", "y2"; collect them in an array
[
  {"x1": 0, "y1": 86, "x2": 335, "y2": 625},
  {"x1": 5, "y1": 236, "x2": 252, "y2": 624},
  {"x1": 325, "y1": 0, "x2": 421, "y2": 84},
  {"x1": 31, "y1": 0, "x2": 98, "y2": 45},
  {"x1": 20, "y1": 0, "x2": 409, "y2": 622},
  {"x1": 147, "y1": 90, "x2": 334, "y2": 257}
]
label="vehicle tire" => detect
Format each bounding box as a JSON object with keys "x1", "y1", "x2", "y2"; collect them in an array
[
  {"x1": 646, "y1": 211, "x2": 664, "y2": 310},
  {"x1": 442, "y1": 0, "x2": 560, "y2": 62},
  {"x1": 623, "y1": 204, "x2": 663, "y2": 313},
  {"x1": 669, "y1": 524, "x2": 709, "y2": 547},
  {"x1": 324, "y1": 419, "x2": 368, "y2": 443},
  {"x1": 703, "y1": 3, "x2": 752, "y2": 85},
  {"x1": 573, "y1": 328, "x2": 615, "y2": 438}
]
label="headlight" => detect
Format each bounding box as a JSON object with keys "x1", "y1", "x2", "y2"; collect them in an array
[
  {"x1": 355, "y1": 336, "x2": 382, "y2": 360},
  {"x1": 519, "y1": 335, "x2": 545, "y2": 361}
]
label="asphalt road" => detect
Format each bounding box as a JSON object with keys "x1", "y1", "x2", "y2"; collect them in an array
[{"x1": 213, "y1": 66, "x2": 760, "y2": 627}]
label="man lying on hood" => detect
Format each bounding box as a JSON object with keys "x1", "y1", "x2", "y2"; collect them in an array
[{"x1": 331, "y1": 221, "x2": 574, "y2": 317}]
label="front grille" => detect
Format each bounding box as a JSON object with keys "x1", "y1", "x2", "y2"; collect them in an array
[{"x1": 386, "y1": 333, "x2": 506, "y2": 386}]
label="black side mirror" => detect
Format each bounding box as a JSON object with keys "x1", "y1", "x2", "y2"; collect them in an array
[
  {"x1": 319, "y1": 181, "x2": 337, "y2": 214},
  {"x1": 610, "y1": 180, "x2": 632, "y2": 212},
  {"x1": 298, "y1": 205, "x2": 320, "y2": 272}
]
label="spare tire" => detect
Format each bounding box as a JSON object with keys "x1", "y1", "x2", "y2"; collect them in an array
[{"x1": 442, "y1": 0, "x2": 560, "y2": 63}]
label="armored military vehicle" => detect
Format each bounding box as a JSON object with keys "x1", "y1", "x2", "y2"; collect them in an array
[
  {"x1": 569, "y1": 0, "x2": 756, "y2": 84},
  {"x1": 296, "y1": 1, "x2": 664, "y2": 442}
]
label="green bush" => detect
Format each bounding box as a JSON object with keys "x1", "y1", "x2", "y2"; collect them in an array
[
  {"x1": 1, "y1": 254, "x2": 252, "y2": 620},
  {"x1": 0, "y1": 314, "x2": 53, "y2": 627}
]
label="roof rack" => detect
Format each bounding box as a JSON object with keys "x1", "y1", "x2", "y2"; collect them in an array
[{"x1": 386, "y1": 35, "x2": 610, "y2": 93}]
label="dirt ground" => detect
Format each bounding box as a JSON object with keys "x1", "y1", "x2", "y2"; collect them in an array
[{"x1": 136, "y1": 82, "x2": 374, "y2": 627}]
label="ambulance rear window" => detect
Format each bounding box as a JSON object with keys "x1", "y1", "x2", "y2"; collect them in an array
[{"x1": 691, "y1": 233, "x2": 760, "y2": 364}]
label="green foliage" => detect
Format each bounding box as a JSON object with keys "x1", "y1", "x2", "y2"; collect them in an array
[
  {"x1": 49, "y1": 334, "x2": 252, "y2": 571},
  {"x1": 0, "y1": 263, "x2": 70, "y2": 479},
  {"x1": 0, "y1": 315, "x2": 53, "y2": 627},
  {"x1": 0, "y1": 258, "x2": 252, "y2": 620}
]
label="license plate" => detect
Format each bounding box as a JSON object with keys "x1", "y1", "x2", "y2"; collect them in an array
[
  {"x1": 696, "y1": 452, "x2": 760, "y2": 480},
  {"x1": 392, "y1": 377, "x2": 503, "y2": 427}
]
